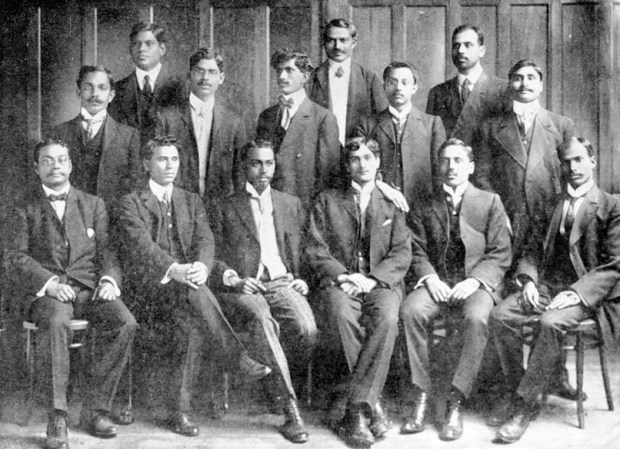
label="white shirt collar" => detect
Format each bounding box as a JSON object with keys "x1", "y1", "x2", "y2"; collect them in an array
[
  {"x1": 80, "y1": 107, "x2": 107, "y2": 121},
  {"x1": 149, "y1": 178, "x2": 173, "y2": 202},
  {"x1": 189, "y1": 92, "x2": 215, "y2": 113},
  {"x1": 245, "y1": 181, "x2": 271, "y2": 199},
  {"x1": 443, "y1": 181, "x2": 469, "y2": 198},
  {"x1": 567, "y1": 180, "x2": 595, "y2": 199},
  {"x1": 457, "y1": 62, "x2": 483, "y2": 86},
  {"x1": 135, "y1": 63, "x2": 162, "y2": 88},
  {"x1": 42, "y1": 183, "x2": 70, "y2": 197},
  {"x1": 351, "y1": 180, "x2": 376, "y2": 195},
  {"x1": 328, "y1": 57, "x2": 352, "y2": 74},
  {"x1": 280, "y1": 88, "x2": 307, "y2": 110},
  {"x1": 388, "y1": 103, "x2": 412, "y2": 121},
  {"x1": 513, "y1": 99, "x2": 541, "y2": 116}
]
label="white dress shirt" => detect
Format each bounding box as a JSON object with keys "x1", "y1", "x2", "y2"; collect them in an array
[
  {"x1": 135, "y1": 63, "x2": 162, "y2": 91},
  {"x1": 513, "y1": 99, "x2": 540, "y2": 133},
  {"x1": 80, "y1": 107, "x2": 107, "y2": 138},
  {"x1": 388, "y1": 103, "x2": 412, "y2": 129},
  {"x1": 457, "y1": 62, "x2": 483, "y2": 97},
  {"x1": 560, "y1": 180, "x2": 594, "y2": 235},
  {"x1": 280, "y1": 88, "x2": 307, "y2": 130},
  {"x1": 351, "y1": 180, "x2": 375, "y2": 216},
  {"x1": 328, "y1": 57, "x2": 352, "y2": 145},
  {"x1": 189, "y1": 93, "x2": 215, "y2": 196},
  {"x1": 443, "y1": 182, "x2": 469, "y2": 215}
]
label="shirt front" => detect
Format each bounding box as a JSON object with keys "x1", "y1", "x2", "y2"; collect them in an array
[
  {"x1": 443, "y1": 181, "x2": 469, "y2": 215},
  {"x1": 388, "y1": 103, "x2": 412, "y2": 128},
  {"x1": 328, "y1": 57, "x2": 352, "y2": 145},
  {"x1": 351, "y1": 180, "x2": 375, "y2": 216},
  {"x1": 280, "y1": 88, "x2": 307, "y2": 129},
  {"x1": 80, "y1": 107, "x2": 107, "y2": 138},
  {"x1": 457, "y1": 62, "x2": 483, "y2": 96},
  {"x1": 560, "y1": 180, "x2": 595, "y2": 235},
  {"x1": 513, "y1": 99, "x2": 540, "y2": 133},
  {"x1": 189, "y1": 93, "x2": 215, "y2": 196},
  {"x1": 135, "y1": 63, "x2": 163, "y2": 91}
]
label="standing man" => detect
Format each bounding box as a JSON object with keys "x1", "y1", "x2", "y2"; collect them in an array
[
  {"x1": 118, "y1": 137, "x2": 270, "y2": 438},
  {"x1": 256, "y1": 47, "x2": 340, "y2": 207},
  {"x1": 307, "y1": 18, "x2": 388, "y2": 146},
  {"x1": 489, "y1": 137, "x2": 620, "y2": 443},
  {"x1": 400, "y1": 138, "x2": 511, "y2": 441},
  {"x1": 156, "y1": 48, "x2": 247, "y2": 205},
  {"x1": 6, "y1": 139, "x2": 137, "y2": 449},
  {"x1": 211, "y1": 140, "x2": 317, "y2": 444},
  {"x1": 356, "y1": 61, "x2": 446, "y2": 204},
  {"x1": 109, "y1": 21, "x2": 185, "y2": 143},
  {"x1": 426, "y1": 25, "x2": 509, "y2": 145},
  {"x1": 50, "y1": 65, "x2": 141, "y2": 213},
  {"x1": 306, "y1": 137, "x2": 412, "y2": 448}
]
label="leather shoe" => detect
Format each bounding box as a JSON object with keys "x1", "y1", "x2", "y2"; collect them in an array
[
  {"x1": 239, "y1": 353, "x2": 272, "y2": 383},
  {"x1": 439, "y1": 398, "x2": 463, "y2": 441},
  {"x1": 486, "y1": 394, "x2": 512, "y2": 427},
  {"x1": 338, "y1": 403, "x2": 375, "y2": 448},
  {"x1": 547, "y1": 379, "x2": 587, "y2": 401},
  {"x1": 369, "y1": 400, "x2": 392, "y2": 438},
  {"x1": 45, "y1": 413, "x2": 69, "y2": 449},
  {"x1": 495, "y1": 400, "x2": 532, "y2": 444},
  {"x1": 281, "y1": 397, "x2": 309, "y2": 443},
  {"x1": 169, "y1": 412, "x2": 199, "y2": 437},
  {"x1": 401, "y1": 391, "x2": 427, "y2": 434},
  {"x1": 80, "y1": 409, "x2": 117, "y2": 439}
]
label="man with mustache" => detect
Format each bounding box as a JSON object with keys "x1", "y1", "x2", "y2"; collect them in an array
[
  {"x1": 426, "y1": 25, "x2": 509, "y2": 146},
  {"x1": 156, "y1": 48, "x2": 247, "y2": 209},
  {"x1": 307, "y1": 18, "x2": 388, "y2": 146},
  {"x1": 109, "y1": 21, "x2": 185, "y2": 143},
  {"x1": 50, "y1": 65, "x2": 141, "y2": 215}
]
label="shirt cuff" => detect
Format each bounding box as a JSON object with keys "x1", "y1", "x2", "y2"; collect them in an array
[
  {"x1": 37, "y1": 276, "x2": 59, "y2": 297},
  {"x1": 223, "y1": 269, "x2": 239, "y2": 287},
  {"x1": 161, "y1": 264, "x2": 175, "y2": 284},
  {"x1": 472, "y1": 277, "x2": 491, "y2": 292},
  {"x1": 515, "y1": 274, "x2": 535, "y2": 289},
  {"x1": 571, "y1": 289, "x2": 590, "y2": 307},
  {"x1": 99, "y1": 277, "x2": 121, "y2": 296},
  {"x1": 415, "y1": 274, "x2": 438, "y2": 290}
]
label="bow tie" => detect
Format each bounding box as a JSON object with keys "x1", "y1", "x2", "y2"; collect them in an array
[
  {"x1": 81, "y1": 115, "x2": 105, "y2": 126},
  {"x1": 48, "y1": 193, "x2": 68, "y2": 202},
  {"x1": 278, "y1": 95, "x2": 294, "y2": 109}
]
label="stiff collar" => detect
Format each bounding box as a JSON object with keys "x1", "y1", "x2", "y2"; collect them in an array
[
  {"x1": 42, "y1": 183, "x2": 70, "y2": 197},
  {"x1": 388, "y1": 103, "x2": 412, "y2": 121},
  {"x1": 245, "y1": 181, "x2": 271, "y2": 200},
  {"x1": 457, "y1": 62, "x2": 483, "y2": 86},
  {"x1": 80, "y1": 107, "x2": 107, "y2": 122},
  {"x1": 328, "y1": 57, "x2": 352, "y2": 74},
  {"x1": 351, "y1": 180, "x2": 376, "y2": 195},
  {"x1": 189, "y1": 92, "x2": 215, "y2": 114},
  {"x1": 135, "y1": 63, "x2": 162, "y2": 87},
  {"x1": 513, "y1": 99, "x2": 540, "y2": 117},
  {"x1": 280, "y1": 88, "x2": 307, "y2": 108},
  {"x1": 567, "y1": 180, "x2": 595, "y2": 199},
  {"x1": 149, "y1": 178, "x2": 173, "y2": 202}
]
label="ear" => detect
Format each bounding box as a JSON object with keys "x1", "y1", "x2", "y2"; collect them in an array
[
  {"x1": 159, "y1": 42, "x2": 166, "y2": 57},
  {"x1": 142, "y1": 159, "x2": 150, "y2": 173},
  {"x1": 479, "y1": 45, "x2": 486, "y2": 58}
]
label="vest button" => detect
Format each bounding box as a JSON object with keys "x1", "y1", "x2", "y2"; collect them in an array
[{"x1": 296, "y1": 153, "x2": 302, "y2": 159}]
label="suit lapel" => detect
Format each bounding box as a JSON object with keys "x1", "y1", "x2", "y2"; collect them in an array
[
  {"x1": 526, "y1": 109, "x2": 559, "y2": 174},
  {"x1": 341, "y1": 187, "x2": 359, "y2": 223},
  {"x1": 281, "y1": 97, "x2": 312, "y2": 149},
  {"x1": 496, "y1": 112, "x2": 528, "y2": 169},
  {"x1": 569, "y1": 187, "x2": 599, "y2": 247},
  {"x1": 63, "y1": 188, "x2": 84, "y2": 265},
  {"x1": 315, "y1": 63, "x2": 330, "y2": 108},
  {"x1": 171, "y1": 188, "x2": 190, "y2": 256},
  {"x1": 376, "y1": 109, "x2": 396, "y2": 144},
  {"x1": 271, "y1": 190, "x2": 287, "y2": 254},
  {"x1": 455, "y1": 71, "x2": 488, "y2": 131},
  {"x1": 347, "y1": 63, "x2": 363, "y2": 125},
  {"x1": 233, "y1": 193, "x2": 259, "y2": 241},
  {"x1": 543, "y1": 200, "x2": 564, "y2": 259}
]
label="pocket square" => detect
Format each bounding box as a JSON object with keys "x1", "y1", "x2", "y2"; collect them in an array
[
  {"x1": 87, "y1": 228, "x2": 95, "y2": 238},
  {"x1": 381, "y1": 219, "x2": 392, "y2": 227}
]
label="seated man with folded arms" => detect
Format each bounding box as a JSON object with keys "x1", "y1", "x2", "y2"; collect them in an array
[
  {"x1": 401, "y1": 138, "x2": 511, "y2": 441},
  {"x1": 6, "y1": 139, "x2": 137, "y2": 449},
  {"x1": 117, "y1": 136, "x2": 270, "y2": 438},
  {"x1": 489, "y1": 137, "x2": 620, "y2": 443},
  {"x1": 305, "y1": 137, "x2": 412, "y2": 448},
  {"x1": 211, "y1": 139, "x2": 317, "y2": 443}
]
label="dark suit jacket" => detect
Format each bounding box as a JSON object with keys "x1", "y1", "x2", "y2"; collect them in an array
[
  {"x1": 409, "y1": 185, "x2": 512, "y2": 302},
  {"x1": 307, "y1": 60, "x2": 389, "y2": 139},
  {"x1": 256, "y1": 96, "x2": 340, "y2": 205},
  {"x1": 155, "y1": 101, "x2": 247, "y2": 200},
  {"x1": 476, "y1": 108, "x2": 576, "y2": 252},
  {"x1": 118, "y1": 186, "x2": 214, "y2": 289},
  {"x1": 356, "y1": 106, "x2": 446, "y2": 203},
  {"x1": 109, "y1": 64, "x2": 186, "y2": 141},
  {"x1": 6, "y1": 186, "x2": 121, "y2": 315},
  {"x1": 426, "y1": 70, "x2": 509, "y2": 144},
  {"x1": 305, "y1": 186, "x2": 412, "y2": 299},
  {"x1": 211, "y1": 189, "x2": 306, "y2": 290},
  {"x1": 50, "y1": 115, "x2": 142, "y2": 210}
]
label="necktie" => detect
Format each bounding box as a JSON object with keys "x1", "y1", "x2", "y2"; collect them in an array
[
  {"x1": 82, "y1": 116, "x2": 104, "y2": 140},
  {"x1": 279, "y1": 95, "x2": 294, "y2": 130},
  {"x1": 162, "y1": 191, "x2": 170, "y2": 210},
  {"x1": 335, "y1": 66, "x2": 345, "y2": 78},
  {"x1": 143, "y1": 75, "x2": 153, "y2": 97},
  {"x1": 48, "y1": 193, "x2": 68, "y2": 202},
  {"x1": 461, "y1": 78, "x2": 471, "y2": 105},
  {"x1": 564, "y1": 196, "x2": 578, "y2": 234},
  {"x1": 445, "y1": 194, "x2": 457, "y2": 215}
]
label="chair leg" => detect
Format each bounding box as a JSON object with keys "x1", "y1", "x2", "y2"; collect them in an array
[
  {"x1": 24, "y1": 329, "x2": 34, "y2": 426},
  {"x1": 223, "y1": 371, "x2": 230, "y2": 412},
  {"x1": 119, "y1": 350, "x2": 134, "y2": 425},
  {"x1": 305, "y1": 358, "x2": 313, "y2": 408},
  {"x1": 576, "y1": 333, "x2": 585, "y2": 429},
  {"x1": 598, "y1": 340, "x2": 614, "y2": 411}
]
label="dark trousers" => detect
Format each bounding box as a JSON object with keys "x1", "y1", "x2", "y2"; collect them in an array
[
  {"x1": 489, "y1": 292, "x2": 592, "y2": 403},
  {"x1": 320, "y1": 286, "x2": 400, "y2": 407},
  {"x1": 219, "y1": 284, "x2": 318, "y2": 398},
  {"x1": 400, "y1": 288, "x2": 495, "y2": 397},
  {"x1": 29, "y1": 289, "x2": 137, "y2": 413}
]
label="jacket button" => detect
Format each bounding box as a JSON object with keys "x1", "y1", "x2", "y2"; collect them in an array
[{"x1": 296, "y1": 153, "x2": 302, "y2": 159}]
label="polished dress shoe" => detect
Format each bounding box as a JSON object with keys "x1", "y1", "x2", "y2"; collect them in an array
[
  {"x1": 239, "y1": 353, "x2": 272, "y2": 383},
  {"x1": 401, "y1": 391, "x2": 428, "y2": 434},
  {"x1": 80, "y1": 409, "x2": 117, "y2": 439},
  {"x1": 495, "y1": 400, "x2": 532, "y2": 444},
  {"x1": 338, "y1": 403, "x2": 375, "y2": 448},
  {"x1": 281, "y1": 397, "x2": 309, "y2": 443},
  {"x1": 369, "y1": 400, "x2": 392, "y2": 438},
  {"x1": 45, "y1": 413, "x2": 69, "y2": 449},
  {"x1": 439, "y1": 398, "x2": 463, "y2": 441},
  {"x1": 547, "y1": 379, "x2": 587, "y2": 401},
  {"x1": 169, "y1": 412, "x2": 199, "y2": 437}
]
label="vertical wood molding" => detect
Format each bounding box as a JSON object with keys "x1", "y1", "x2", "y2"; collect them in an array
[
  {"x1": 323, "y1": 0, "x2": 351, "y2": 22},
  {"x1": 598, "y1": 0, "x2": 614, "y2": 191},
  {"x1": 549, "y1": 0, "x2": 561, "y2": 114},
  {"x1": 311, "y1": 0, "x2": 322, "y2": 66},
  {"x1": 26, "y1": 7, "x2": 41, "y2": 148},
  {"x1": 81, "y1": 7, "x2": 97, "y2": 66},
  {"x1": 392, "y1": 3, "x2": 405, "y2": 61},
  {"x1": 138, "y1": 6, "x2": 151, "y2": 22},
  {"x1": 497, "y1": 0, "x2": 511, "y2": 79},
  {"x1": 447, "y1": 0, "x2": 461, "y2": 76},
  {"x1": 254, "y1": 5, "x2": 270, "y2": 113},
  {"x1": 197, "y1": 0, "x2": 213, "y2": 48}
]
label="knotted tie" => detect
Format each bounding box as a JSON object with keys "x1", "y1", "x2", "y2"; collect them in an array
[
  {"x1": 278, "y1": 95, "x2": 294, "y2": 130},
  {"x1": 82, "y1": 116, "x2": 104, "y2": 140},
  {"x1": 143, "y1": 75, "x2": 153, "y2": 97},
  {"x1": 564, "y1": 196, "x2": 578, "y2": 234},
  {"x1": 335, "y1": 66, "x2": 345, "y2": 78},
  {"x1": 461, "y1": 78, "x2": 471, "y2": 105}
]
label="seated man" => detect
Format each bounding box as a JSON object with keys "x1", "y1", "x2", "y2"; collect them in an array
[
  {"x1": 489, "y1": 137, "x2": 620, "y2": 443},
  {"x1": 211, "y1": 139, "x2": 317, "y2": 443},
  {"x1": 305, "y1": 137, "x2": 412, "y2": 447},
  {"x1": 6, "y1": 139, "x2": 137, "y2": 449},
  {"x1": 117, "y1": 136, "x2": 270, "y2": 438},
  {"x1": 401, "y1": 138, "x2": 511, "y2": 441}
]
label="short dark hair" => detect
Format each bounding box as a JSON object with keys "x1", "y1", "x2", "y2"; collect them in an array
[
  {"x1": 76, "y1": 65, "x2": 115, "y2": 90},
  {"x1": 130, "y1": 21, "x2": 166, "y2": 44},
  {"x1": 383, "y1": 61, "x2": 419, "y2": 84},
  {"x1": 323, "y1": 18, "x2": 357, "y2": 42},
  {"x1": 557, "y1": 136, "x2": 596, "y2": 158},
  {"x1": 452, "y1": 24, "x2": 484, "y2": 46},
  {"x1": 142, "y1": 136, "x2": 179, "y2": 160},
  {"x1": 33, "y1": 138, "x2": 71, "y2": 161},
  {"x1": 439, "y1": 138, "x2": 474, "y2": 162},
  {"x1": 270, "y1": 48, "x2": 313, "y2": 75},
  {"x1": 241, "y1": 139, "x2": 274, "y2": 162},
  {"x1": 508, "y1": 59, "x2": 543, "y2": 81},
  {"x1": 344, "y1": 137, "x2": 380, "y2": 161},
  {"x1": 189, "y1": 48, "x2": 224, "y2": 73}
]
